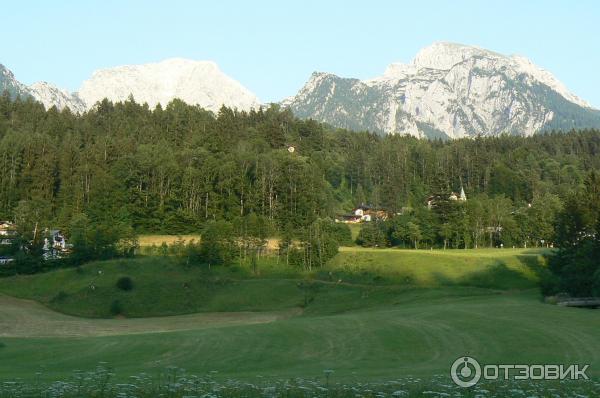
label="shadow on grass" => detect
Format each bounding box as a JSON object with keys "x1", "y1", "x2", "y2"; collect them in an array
[
  {"x1": 318, "y1": 258, "x2": 545, "y2": 291},
  {"x1": 516, "y1": 253, "x2": 547, "y2": 277},
  {"x1": 458, "y1": 261, "x2": 536, "y2": 289},
  {"x1": 520, "y1": 248, "x2": 556, "y2": 256},
  {"x1": 434, "y1": 257, "x2": 544, "y2": 290}
]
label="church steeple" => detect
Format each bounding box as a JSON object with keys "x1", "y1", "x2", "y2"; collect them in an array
[{"x1": 459, "y1": 186, "x2": 467, "y2": 201}]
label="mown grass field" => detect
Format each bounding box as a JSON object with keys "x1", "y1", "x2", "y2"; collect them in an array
[
  {"x1": 138, "y1": 234, "x2": 201, "y2": 247},
  {"x1": 0, "y1": 247, "x2": 598, "y2": 385},
  {"x1": 138, "y1": 234, "x2": 282, "y2": 251}
]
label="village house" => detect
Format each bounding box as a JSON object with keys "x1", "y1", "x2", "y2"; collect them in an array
[
  {"x1": 0, "y1": 224, "x2": 73, "y2": 264},
  {"x1": 0, "y1": 221, "x2": 18, "y2": 264},
  {"x1": 0, "y1": 256, "x2": 13, "y2": 265},
  {"x1": 0, "y1": 221, "x2": 17, "y2": 240},
  {"x1": 336, "y1": 204, "x2": 390, "y2": 223},
  {"x1": 0, "y1": 221, "x2": 17, "y2": 253},
  {"x1": 427, "y1": 186, "x2": 467, "y2": 209},
  {"x1": 43, "y1": 229, "x2": 72, "y2": 260},
  {"x1": 336, "y1": 212, "x2": 363, "y2": 224}
]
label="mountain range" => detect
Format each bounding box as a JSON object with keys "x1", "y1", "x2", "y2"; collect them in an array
[
  {"x1": 2, "y1": 42, "x2": 600, "y2": 139},
  {"x1": 0, "y1": 58, "x2": 260, "y2": 114}
]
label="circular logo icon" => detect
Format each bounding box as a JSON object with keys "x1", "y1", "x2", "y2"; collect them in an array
[{"x1": 450, "y1": 356, "x2": 481, "y2": 387}]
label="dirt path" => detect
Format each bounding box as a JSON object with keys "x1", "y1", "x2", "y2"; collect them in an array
[{"x1": 0, "y1": 294, "x2": 301, "y2": 338}]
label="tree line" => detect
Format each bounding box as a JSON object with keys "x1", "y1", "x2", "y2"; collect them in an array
[{"x1": 356, "y1": 190, "x2": 563, "y2": 250}]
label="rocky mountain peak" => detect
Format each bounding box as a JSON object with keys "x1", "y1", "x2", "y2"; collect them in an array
[
  {"x1": 412, "y1": 42, "x2": 500, "y2": 70},
  {"x1": 284, "y1": 42, "x2": 600, "y2": 139},
  {"x1": 28, "y1": 82, "x2": 86, "y2": 113},
  {"x1": 78, "y1": 58, "x2": 260, "y2": 112}
]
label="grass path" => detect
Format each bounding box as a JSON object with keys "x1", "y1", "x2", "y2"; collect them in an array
[{"x1": 0, "y1": 294, "x2": 300, "y2": 338}]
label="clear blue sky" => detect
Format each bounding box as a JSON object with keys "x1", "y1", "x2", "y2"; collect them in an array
[{"x1": 3, "y1": 0, "x2": 600, "y2": 106}]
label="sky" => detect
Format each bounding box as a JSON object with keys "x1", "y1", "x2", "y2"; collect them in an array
[{"x1": 3, "y1": 0, "x2": 600, "y2": 106}]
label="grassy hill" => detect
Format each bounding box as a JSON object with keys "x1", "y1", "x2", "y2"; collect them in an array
[
  {"x1": 0, "y1": 248, "x2": 546, "y2": 318},
  {"x1": 0, "y1": 257, "x2": 304, "y2": 317},
  {"x1": 0, "y1": 247, "x2": 598, "y2": 385},
  {"x1": 328, "y1": 247, "x2": 547, "y2": 289}
]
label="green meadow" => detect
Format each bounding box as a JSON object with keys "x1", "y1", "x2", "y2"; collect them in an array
[{"x1": 0, "y1": 247, "x2": 598, "y2": 387}]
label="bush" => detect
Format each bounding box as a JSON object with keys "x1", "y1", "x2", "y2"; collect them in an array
[
  {"x1": 288, "y1": 219, "x2": 341, "y2": 269},
  {"x1": 116, "y1": 276, "x2": 134, "y2": 291},
  {"x1": 593, "y1": 267, "x2": 600, "y2": 297},
  {"x1": 539, "y1": 262, "x2": 563, "y2": 296},
  {"x1": 110, "y1": 300, "x2": 123, "y2": 316},
  {"x1": 198, "y1": 221, "x2": 235, "y2": 267},
  {"x1": 325, "y1": 222, "x2": 353, "y2": 246},
  {"x1": 356, "y1": 221, "x2": 388, "y2": 247},
  {"x1": 51, "y1": 291, "x2": 69, "y2": 303}
]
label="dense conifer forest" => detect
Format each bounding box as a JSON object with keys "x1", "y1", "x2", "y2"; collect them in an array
[{"x1": 1, "y1": 92, "x2": 599, "y2": 294}]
